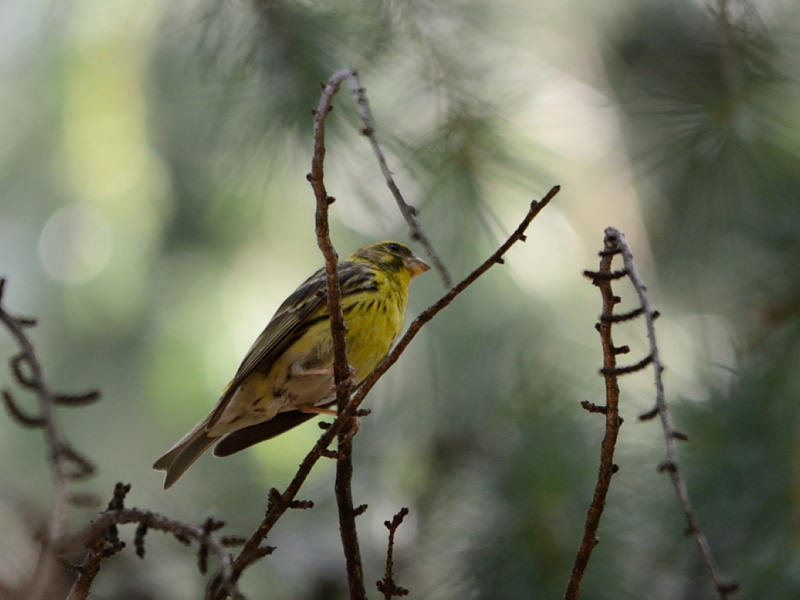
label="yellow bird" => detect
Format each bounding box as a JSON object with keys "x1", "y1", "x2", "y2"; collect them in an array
[{"x1": 153, "y1": 241, "x2": 430, "y2": 489}]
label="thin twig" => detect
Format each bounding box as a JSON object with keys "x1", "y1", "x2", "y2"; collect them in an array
[
  {"x1": 353, "y1": 185, "x2": 560, "y2": 408},
  {"x1": 564, "y1": 234, "x2": 624, "y2": 600},
  {"x1": 609, "y1": 228, "x2": 738, "y2": 599},
  {"x1": 376, "y1": 508, "x2": 410, "y2": 599},
  {"x1": 337, "y1": 68, "x2": 452, "y2": 287},
  {"x1": 64, "y1": 504, "x2": 243, "y2": 600}
]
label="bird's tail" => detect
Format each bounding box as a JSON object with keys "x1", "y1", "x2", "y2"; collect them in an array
[{"x1": 153, "y1": 422, "x2": 218, "y2": 489}]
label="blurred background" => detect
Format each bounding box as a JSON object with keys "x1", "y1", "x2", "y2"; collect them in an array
[{"x1": 1, "y1": 0, "x2": 799, "y2": 598}]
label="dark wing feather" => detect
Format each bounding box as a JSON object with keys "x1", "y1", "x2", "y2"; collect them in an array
[{"x1": 212, "y1": 401, "x2": 336, "y2": 457}]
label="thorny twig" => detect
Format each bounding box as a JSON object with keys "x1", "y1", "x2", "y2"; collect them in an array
[
  {"x1": 568, "y1": 228, "x2": 737, "y2": 600},
  {"x1": 63, "y1": 483, "x2": 245, "y2": 600},
  {"x1": 0, "y1": 278, "x2": 99, "y2": 600}
]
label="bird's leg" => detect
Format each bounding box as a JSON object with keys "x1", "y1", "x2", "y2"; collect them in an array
[
  {"x1": 293, "y1": 367, "x2": 334, "y2": 376},
  {"x1": 293, "y1": 365, "x2": 357, "y2": 387},
  {"x1": 329, "y1": 364, "x2": 357, "y2": 391},
  {"x1": 294, "y1": 366, "x2": 357, "y2": 392},
  {"x1": 298, "y1": 405, "x2": 337, "y2": 416}
]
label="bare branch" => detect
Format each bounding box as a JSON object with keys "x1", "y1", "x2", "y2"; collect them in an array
[
  {"x1": 337, "y1": 69, "x2": 452, "y2": 288},
  {"x1": 0, "y1": 278, "x2": 98, "y2": 600},
  {"x1": 63, "y1": 483, "x2": 243, "y2": 600},
  {"x1": 606, "y1": 227, "x2": 738, "y2": 599},
  {"x1": 308, "y1": 67, "x2": 367, "y2": 599},
  {"x1": 567, "y1": 229, "x2": 737, "y2": 599},
  {"x1": 334, "y1": 435, "x2": 367, "y2": 600},
  {"x1": 564, "y1": 232, "x2": 625, "y2": 600}
]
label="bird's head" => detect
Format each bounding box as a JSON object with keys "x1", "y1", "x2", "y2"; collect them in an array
[{"x1": 351, "y1": 241, "x2": 430, "y2": 278}]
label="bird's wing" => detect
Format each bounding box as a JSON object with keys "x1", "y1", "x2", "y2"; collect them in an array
[
  {"x1": 212, "y1": 400, "x2": 336, "y2": 457},
  {"x1": 206, "y1": 266, "x2": 328, "y2": 429},
  {"x1": 206, "y1": 260, "x2": 372, "y2": 430}
]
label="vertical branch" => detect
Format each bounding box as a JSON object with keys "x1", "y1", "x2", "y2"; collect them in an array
[
  {"x1": 308, "y1": 67, "x2": 367, "y2": 599},
  {"x1": 335, "y1": 437, "x2": 367, "y2": 600},
  {"x1": 309, "y1": 69, "x2": 352, "y2": 396},
  {"x1": 564, "y1": 236, "x2": 625, "y2": 600}
]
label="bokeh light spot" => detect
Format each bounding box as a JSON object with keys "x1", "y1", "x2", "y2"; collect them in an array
[{"x1": 38, "y1": 204, "x2": 112, "y2": 284}]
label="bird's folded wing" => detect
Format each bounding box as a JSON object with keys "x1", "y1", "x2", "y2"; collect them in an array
[{"x1": 212, "y1": 401, "x2": 335, "y2": 456}]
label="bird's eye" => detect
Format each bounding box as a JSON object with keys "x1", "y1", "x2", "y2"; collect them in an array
[{"x1": 388, "y1": 243, "x2": 400, "y2": 252}]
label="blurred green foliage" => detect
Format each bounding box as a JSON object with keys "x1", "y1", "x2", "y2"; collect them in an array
[{"x1": 1, "y1": 0, "x2": 799, "y2": 598}]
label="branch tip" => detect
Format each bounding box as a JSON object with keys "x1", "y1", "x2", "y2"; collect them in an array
[
  {"x1": 600, "y1": 354, "x2": 653, "y2": 376},
  {"x1": 580, "y1": 400, "x2": 607, "y2": 414},
  {"x1": 600, "y1": 307, "x2": 644, "y2": 323},
  {"x1": 55, "y1": 390, "x2": 101, "y2": 406},
  {"x1": 253, "y1": 545, "x2": 276, "y2": 560},
  {"x1": 638, "y1": 407, "x2": 659, "y2": 421}
]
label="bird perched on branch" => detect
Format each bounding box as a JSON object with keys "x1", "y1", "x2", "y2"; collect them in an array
[{"x1": 153, "y1": 241, "x2": 430, "y2": 489}]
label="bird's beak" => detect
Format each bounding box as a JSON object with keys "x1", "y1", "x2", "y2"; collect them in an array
[{"x1": 407, "y1": 255, "x2": 431, "y2": 277}]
